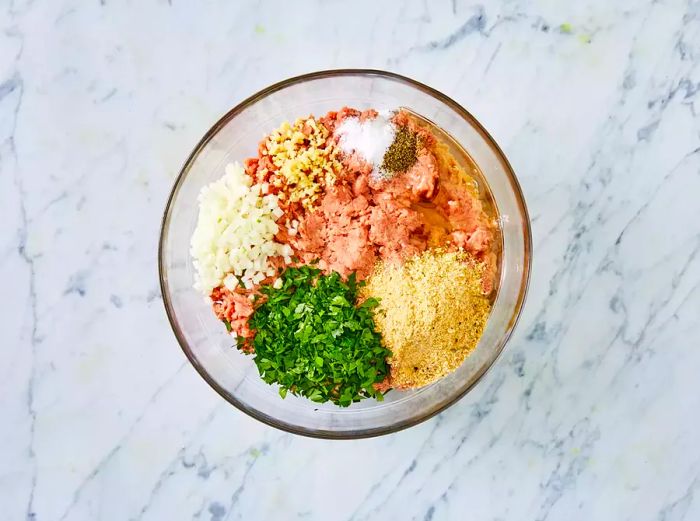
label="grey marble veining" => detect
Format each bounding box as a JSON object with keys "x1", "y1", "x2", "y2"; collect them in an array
[{"x1": 2, "y1": 1, "x2": 699, "y2": 520}]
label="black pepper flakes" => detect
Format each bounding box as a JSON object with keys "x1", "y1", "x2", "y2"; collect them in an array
[{"x1": 381, "y1": 127, "x2": 418, "y2": 175}]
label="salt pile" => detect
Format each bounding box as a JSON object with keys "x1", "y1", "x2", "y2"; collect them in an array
[{"x1": 335, "y1": 114, "x2": 396, "y2": 177}]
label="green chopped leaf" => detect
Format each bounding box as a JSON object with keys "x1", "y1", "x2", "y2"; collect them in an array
[
  {"x1": 331, "y1": 295, "x2": 350, "y2": 307},
  {"x1": 248, "y1": 265, "x2": 391, "y2": 407}
]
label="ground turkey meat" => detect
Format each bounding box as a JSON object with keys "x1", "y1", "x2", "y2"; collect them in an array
[
  {"x1": 289, "y1": 177, "x2": 429, "y2": 279},
  {"x1": 368, "y1": 194, "x2": 427, "y2": 263},
  {"x1": 211, "y1": 286, "x2": 255, "y2": 343},
  {"x1": 404, "y1": 151, "x2": 439, "y2": 201}
]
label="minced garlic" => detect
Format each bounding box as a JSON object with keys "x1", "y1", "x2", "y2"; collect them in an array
[
  {"x1": 264, "y1": 116, "x2": 341, "y2": 210},
  {"x1": 361, "y1": 249, "x2": 492, "y2": 389}
]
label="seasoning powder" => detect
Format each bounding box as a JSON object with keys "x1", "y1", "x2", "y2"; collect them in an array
[{"x1": 362, "y1": 250, "x2": 492, "y2": 388}]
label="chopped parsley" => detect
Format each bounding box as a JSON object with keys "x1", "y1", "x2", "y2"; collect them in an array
[{"x1": 249, "y1": 265, "x2": 391, "y2": 407}]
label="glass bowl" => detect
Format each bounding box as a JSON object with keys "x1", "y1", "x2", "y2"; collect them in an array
[{"x1": 159, "y1": 70, "x2": 531, "y2": 438}]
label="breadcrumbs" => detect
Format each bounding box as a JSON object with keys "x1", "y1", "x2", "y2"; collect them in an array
[
  {"x1": 264, "y1": 116, "x2": 341, "y2": 210},
  {"x1": 362, "y1": 249, "x2": 492, "y2": 389}
]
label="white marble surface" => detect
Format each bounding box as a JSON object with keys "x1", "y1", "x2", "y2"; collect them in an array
[{"x1": 2, "y1": 0, "x2": 700, "y2": 519}]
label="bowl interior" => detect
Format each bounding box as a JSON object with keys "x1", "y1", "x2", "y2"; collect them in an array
[{"x1": 159, "y1": 70, "x2": 531, "y2": 438}]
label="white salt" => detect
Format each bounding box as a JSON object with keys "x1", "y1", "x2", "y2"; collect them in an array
[{"x1": 335, "y1": 114, "x2": 396, "y2": 175}]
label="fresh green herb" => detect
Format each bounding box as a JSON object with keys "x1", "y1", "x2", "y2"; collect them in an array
[
  {"x1": 223, "y1": 319, "x2": 233, "y2": 332},
  {"x1": 248, "y1": 266, "x2": 391, "y2": 407}
]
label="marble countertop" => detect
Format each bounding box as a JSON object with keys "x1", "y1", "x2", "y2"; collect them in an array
[{"x1": 3, "y1": 1, "x2": 700, "y2": 520}]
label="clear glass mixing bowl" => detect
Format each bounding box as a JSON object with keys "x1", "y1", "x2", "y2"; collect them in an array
[{"x1": 159, "y1": 70, "x2": 531, "y2": 438}]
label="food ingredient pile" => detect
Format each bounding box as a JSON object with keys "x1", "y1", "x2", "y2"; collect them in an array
[
  {"x1": 362, "y1": 250, "x2": 491, "y2": 389},
  {"x1": 190, "y1": 106, "x2": 499, "y2": 406}
]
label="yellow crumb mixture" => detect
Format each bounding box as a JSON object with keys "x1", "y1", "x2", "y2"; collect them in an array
[
  {"x1": 362, "y1": 250, "x2": 492, "y2": 389},
  {"x1": 264, "y1": 117, "x2": 341, "y2": 210}
]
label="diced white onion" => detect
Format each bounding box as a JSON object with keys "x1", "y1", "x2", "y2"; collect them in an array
[{"x1": 190, "y1": 162, "x2": 289, "y2": 295}]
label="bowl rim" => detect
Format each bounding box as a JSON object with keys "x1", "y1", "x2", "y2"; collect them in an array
[{"x1": 158, "y1": 68, "x2": 532, "y2": 439}]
